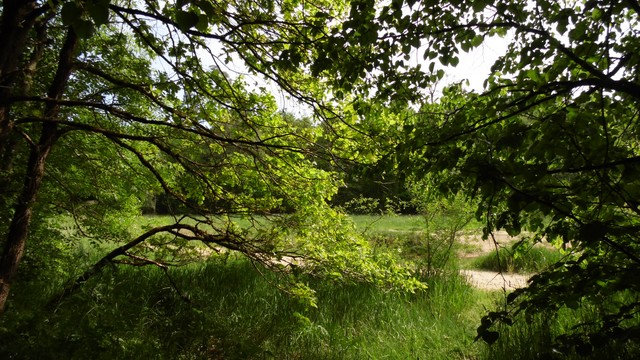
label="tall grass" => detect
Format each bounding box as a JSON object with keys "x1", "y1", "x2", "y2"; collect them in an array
[
  {"x1": 1, "y1": 254, "x2": 489, "y2": 359},
  {"x1": 301, "y1": 271, "x2": 489, "y2": 359},
  {"x1": 480, "y1": 303, "x2": 640, "y2": 360},
  {"x1": 5, "y1": 214, "x2": 639, "y2": 359},
  {"x1": 470, "y1": 246, "x2": 564, "y2": 273}
]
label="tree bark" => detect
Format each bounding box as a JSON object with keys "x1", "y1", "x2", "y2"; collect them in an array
[
  {"x1": 0, "y1": 0, "x2": 40, "y2": 214},
  {"x1": 0, "y1": 0, "x2": 38, "y2": 144},
  {"x1": 0, "y1": 28, "x2": 78, "y2": 316},
  {"x1": 0, "y1": 127, "x2": 58, "y2": 315}
]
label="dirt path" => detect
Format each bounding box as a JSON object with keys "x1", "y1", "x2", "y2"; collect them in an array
[
  {"x1": 460, "y1": 269, "x2": 530, "y2": 291},
  {"x1": 458, "y1": 230, "x2": 533, "y2": 291}
]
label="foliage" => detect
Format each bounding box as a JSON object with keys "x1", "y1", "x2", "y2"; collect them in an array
[
  {"x1": 317, "y1": 102, "x2": 419, "y2": 214},
  {"x1": 0, "y1": 0, "x2": 424, "y2": 317},
  {"x1": 481, "y1": 304, "x2": 640, "y2": 360},
  {"x1": 4, "y1": 0, "x2": 640, "y2": 355},
  {"x1": 321, "y1": 0, "x2": 640, "y2": 354},
  {"x1": 3, "y1": 215, "x2": 639, "y2": 359},
  {"x1": 408, "y1": 179, "x2": 476, "y2": 274}
]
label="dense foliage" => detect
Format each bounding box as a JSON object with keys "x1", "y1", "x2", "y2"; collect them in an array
[
  {"x1": 326, "y1": 0, "x2": 640, "y2": 354},
  {"x1": 3, "y1": 0, "x2": 640, "y2": 357},
  {"x1": 0, "y1": 0, "x2": 423, "y2": 317}
]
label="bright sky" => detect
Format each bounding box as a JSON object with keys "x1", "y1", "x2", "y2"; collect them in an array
[{"x1": 444, "y1": 35, "x2": 510, "y2": 92}]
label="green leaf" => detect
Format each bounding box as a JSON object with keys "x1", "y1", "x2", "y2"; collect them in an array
[
  {"x1": 470, "y1": 35, "x2": 483, "y2": 47},
  {"x1": 195, "y1": 13, "x2": 209, "y2": 32},
  {"x1": 198, "y1": 0, "x2": 216, "y2": 18},
  {"x1": 61, "y1": 2, "x2": 83, "y2": 27},
  {"x1": 591, "y1": 8, "x2": 602, "y2": 21},
  {"x1": 481, "y1": 330, "x2": 500, "y2": 344},
  {"x1": 526, "y1": 69, "x2": 540, "y2": 82},
  {"x1": 87, "y1": 0, "x2": 110, "y2": 26},
  {"x1": 74, "y1": 19, "x2": 95, "y2": 39},
  {"x1": 472, "y1": 1, "x2": 486, "y2": 12},
  {"x1": 175, "y1": 10, "x2": 199, "y2": 31}
]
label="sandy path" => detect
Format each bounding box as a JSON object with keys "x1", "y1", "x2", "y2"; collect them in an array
[
  {"x1": 460, "y1": 269, "x2": 530, "y2": 291},
  {"x1": 458, "y1": 230, "x2": 534, "y2": 290}
]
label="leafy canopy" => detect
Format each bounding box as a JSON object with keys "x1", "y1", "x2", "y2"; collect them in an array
[
  {"x1": 325, "y1": 0, "x2": 640, "y2": 354},
  {"x1": 0, "y1": 0, "x2": 424, "y2": 317}
]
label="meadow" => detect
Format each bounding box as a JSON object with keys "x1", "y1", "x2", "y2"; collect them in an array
[{"x1": 1, "y1": 214, "x2": 638, "y2": 359}]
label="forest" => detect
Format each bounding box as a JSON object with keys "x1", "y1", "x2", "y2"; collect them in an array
[{"x1": 1, "y1": 0, "x2": 640, "y2": 358}]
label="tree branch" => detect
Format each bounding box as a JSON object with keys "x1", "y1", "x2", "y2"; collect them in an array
[
  {"x1": 547, "y1": 156, "x2": 640, "y2": 174},
  {"x1": 49, "y1": 224, "x2": 193, "y2": 305},
  {"x1": 12, "y1": 99, "x2": 307, "y2": 152}
]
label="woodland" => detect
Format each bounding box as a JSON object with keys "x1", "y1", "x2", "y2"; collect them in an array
[{"x1": 1, "y1": 0, "x2": 640, "y2": 358}]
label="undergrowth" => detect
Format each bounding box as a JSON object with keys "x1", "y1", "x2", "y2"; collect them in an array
[
  {"x1": 481, "y1": 303, "x2": 640, "y2": 360},
  {"x1": 2, "y1": 214, "x2": 638, "y2": 359},
  {"x1": 0, "y1": 255, "x2": 486, "y2": 359}
]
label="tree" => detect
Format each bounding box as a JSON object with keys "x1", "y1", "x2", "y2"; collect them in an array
[
  {"x1": 0, "y1": 0, "x2": 424, "y2": 316},
  {"x1": 323, "y1": 0, "x2": 640, "y2": 354}
]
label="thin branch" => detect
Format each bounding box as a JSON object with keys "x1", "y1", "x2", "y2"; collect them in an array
[
  {"x1": 12, "y1": 99, "x2": 307, "y2": 152},
  {"x1": 489, "y1": 171, "x2": 640, "y2": 265},
  {"x1": 49, "y1": 224, "x2": 190, "y2": 305},
  {"x1": 546, "y1": 156, "x2": 640, "y2": 174}
]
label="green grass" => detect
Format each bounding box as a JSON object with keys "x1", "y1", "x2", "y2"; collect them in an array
[
  {"x1": 481, "y1": 304, "x2": 640, "y2": 360},
  {"x1": 350, "y1": 214, "x2": 428, "y2": 233},
  {"x1": 469, "y1": 246, "x2": 564, "y2": 273},
  {"x1": 4, "y1": 214, "x2": 639, "y2": 359},
  {"x1": 350, "y1": 214, "x2": 482, "y2": 234},
  {"x1": 1, "y1": 255, "x2": 489, "y2": 359}
]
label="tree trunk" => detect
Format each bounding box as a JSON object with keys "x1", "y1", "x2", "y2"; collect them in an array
[
  {"x1": 0, "y1": 0, "x2": 39, "y2": 213},
  {"x1": 0, "y1": 0, "x2": 38, "y2": 142},
  {"x1": 0, "y1": 27, "x2": 78, "y2": 316},
  {"x1": 0, "y1": 127, "x2": 57, "y2": 315}
]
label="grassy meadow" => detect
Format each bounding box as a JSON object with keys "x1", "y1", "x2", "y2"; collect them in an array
[{"x1": 1, "y1": 214, "x2": 638, "y2": 359}]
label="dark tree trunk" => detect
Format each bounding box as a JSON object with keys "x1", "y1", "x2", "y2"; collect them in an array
[
  {"x1": 0, "y1": 0, "x2": 40, "y2": 215},
  {"x1": 0, "y1": 0, "x2": 38, "y2": 142},
  {"x1": 0, "y1": 126, "x2": 58, "y2": 315},
  {"x1": 0, "y1": 27, "x2": 78, "y2": 315}
]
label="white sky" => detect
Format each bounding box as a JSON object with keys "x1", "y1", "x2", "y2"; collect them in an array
[{"x1": 444, "y1": 35, "x2": 510, "y2": 92}]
